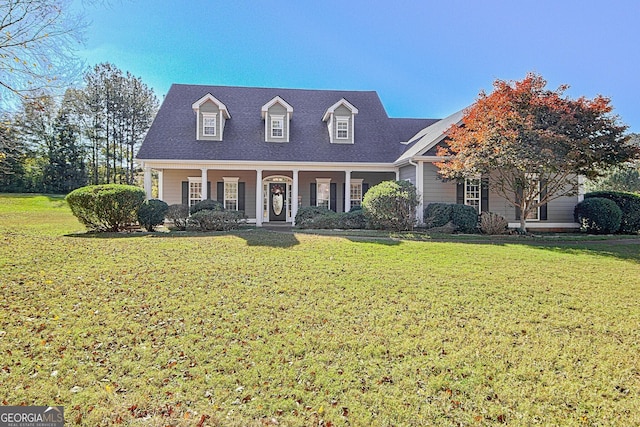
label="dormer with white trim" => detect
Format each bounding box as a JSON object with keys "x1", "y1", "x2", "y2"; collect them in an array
[
  {"x1": 261, "y1": 96, "x2": 293, "y2": 142},
  {"x1": 322, "y1": 98, "x2": 358, "y2": 144},
  {"x1": 192, "y1": 93, "x2": 231, "y2": 141}
]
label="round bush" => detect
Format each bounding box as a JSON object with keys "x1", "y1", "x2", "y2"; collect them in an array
[
  {"x1": 424, "y1": 203, "x2": 454, "y2": 228},
  {"x1": 190, "y1": 199, "x2": 224, "y2": 215},
  {"x1": 362, "y1": 180, "x2": 419, "y2": 231},
  {"x1": 295, "y1": 206, "x2": 336, "y2": 229},
  {"x1": 451, "y1": 204, "x2": 479, "y2": 233},
  {"x1": 585, "y1": 191, "x2": 640, "y2": 234},
  {"x1": 574, "y1": 197, "x2": 622, "y2": 234},
  {"x1": 137, "y1": 199, "x2": 168, "y2": 232},
  {"x1": 166, "y1": 204, "x2": 189, "y2": 231},
  {"x1": 66, "y1": 184, "x2": 145, "y2": 232}
]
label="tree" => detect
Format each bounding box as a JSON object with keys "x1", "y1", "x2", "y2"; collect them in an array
[
  {"x1": 585, "y1": 134, "x2": 640, "y2": 193},
  {"x1": 437, "y1": 73, "x2": 639, "y2": 232},
  {"x1": 0, "y1": 0, "x2": 85, "y2": 106}
]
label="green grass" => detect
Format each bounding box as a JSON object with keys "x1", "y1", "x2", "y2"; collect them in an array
[{"x1": 1, "y1": 193, "x2": 639, "y2": 426}]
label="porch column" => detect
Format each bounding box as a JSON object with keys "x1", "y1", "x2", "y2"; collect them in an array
[
  {"x1": 157, "y1": 170, "x2": 164, "y2": 201},
  {"x1": 292, "y1": 169, "x2": 299, "y2": 225},
  {"x1": 143, "y1": 166, "x2": 152, "y2": 200},
  {"x1": 344, "y1": 170, "x2": 351, "y2": 212},
  {"x1": 395, "y1": 170, "x2": 400, "y2": 181},
  {"x1": 416, "y1": 161, "x2": 424, "y2": 224},
  {"x1": 256, "y1": 169, "x2": 263, "y2": 226},
  {"x1": 201, "y1": 167, "x2": 208, "y2": 200}
]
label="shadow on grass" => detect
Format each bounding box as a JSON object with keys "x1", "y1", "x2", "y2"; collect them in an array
[{"x1": 65, "y1": 228, "x2": 301, "y2": 248}]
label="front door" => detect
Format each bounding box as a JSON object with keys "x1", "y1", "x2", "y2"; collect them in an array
[{"x1": 269, "y1": 183, "x2": 287, "y2": 221}]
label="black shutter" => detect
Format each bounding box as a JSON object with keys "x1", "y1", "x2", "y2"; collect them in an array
[
  {"x1": 310, "y1": 183, "x2": 316, "y2": 207},
  {"x1": 540, "y1": 179, "x2": 548, "y2": 220},
  {"x1": 362, "y1": 183, "x2": 369, "y2": 195},
  {"x1": 456, "y1": 182, "x2": 464, "y2": 204},
  {"x1": 481, "y1": 177, "x2": 489, "y2": 213},
  {"x1": 216, "y1": 182, "x2": 224, "y2": 203},
  {"x1": 238, "y1": 182, "x2": 245, "y2": 212},
  {"x1": 207, "y1": 181, "x2": 211, "y2": 200},
  {"x1": 181, "y1": 181, "x2": 188, "y2": 206},
  {"x1": 343, "y1": 183, "x2": 346, "y2": 212},
  {"x1": 515, "y1": 187, "x2": 523, "y2": 220},
  {"x1": 330, "y1": 183, "x2": 337, "y2": 212}
]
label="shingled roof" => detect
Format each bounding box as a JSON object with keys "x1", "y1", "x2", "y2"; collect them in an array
[{"x1": 137, "y1": 84, "x2": 439, "y2": 164}]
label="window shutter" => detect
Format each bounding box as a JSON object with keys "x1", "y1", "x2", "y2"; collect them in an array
[
  {"x1": 330, "y1": 183, "x2": 337, "y2": 212},
  {"x1": 238, "y1": 182, "x2": 245, "y2": 212},
  {"x1": 181, "y1": 181, "x2": 188, "y2": 206},
  {"x1": 207, "y1": 181, "x2": 211, "y2": 200},
  {"x1": 540, "y1": 179, "x2": 548, "y2": 220},
  {"x1": 515, "y1": 187, "x2": 523, "y2": 220},
  {"x1": 310, "y1": 183, "x2": 316, "y2": 206},
  {"x1": 456, "y1": 182, "x2": 464, "y2": 204},
  {"x1": 481, "y1": 177, "x2": 489, "y2": 213},
  {"x1": 362, "y1": 183, "x2": 369, "y2": 195},
  {"x1": 216, "y1": 182, "x2": 223, "y2": 203}
]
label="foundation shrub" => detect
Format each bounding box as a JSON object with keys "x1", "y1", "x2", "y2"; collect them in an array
[
  {"x1": 190, "y1": 199, "x2": 224, "y2": 215},
  {"x1": 166, "y1": 204, "x2": 189, "y2": 231},
  {"x1": 479, "y1": 211, "x2": 508, "y2": 235},
  {"x1": 362, "y1": 180, "x2": 419, "y2": 231},
  {"x1": 186, "y1": 209, "x2": 245, "y2": 231},
  {"x1": 585, "y1": 191, "x2": 640, "y2": 234},
  {"x1": 137, "y1": 199, "x2": 168, "y2": 232},
  {"x1": 574, "y1": 197, "x2": 622, "y2": 234}
]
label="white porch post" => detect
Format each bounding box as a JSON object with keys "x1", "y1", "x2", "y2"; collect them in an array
[
  {"x1": 395, "y1": 170, "x2": 400, "y2": 180},
  {"x1": 344, "y1": 170, "x2": 351, "y2": 212},
  {"x1": 201, "y1": 168, "x2": 208, "y2": 200},
  {"x1": 157, "y1": 170, "x2": 164, "y2": 201},
  {"x1": 416, "y1": 161, "x2": 424, "y2": 224},
  {"x1": 143, "y1": 166, "x2": 152, "y2": 200},
  {"x1": 292, "y1": 169, "x2": 299, "y2": 225},
  {"x1": 256, "y1": 169, "x2": 263, "y2": 226}
]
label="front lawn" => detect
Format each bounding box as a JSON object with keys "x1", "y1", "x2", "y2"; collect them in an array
[{"x1": 1, "y1": 194, "x2": 639, "y2": 426}]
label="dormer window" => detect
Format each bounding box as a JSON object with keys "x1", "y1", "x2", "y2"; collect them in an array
[
  {"x1": 262, "y1": 96, "x2": 293, "y2": 142},
  {"x1": 203, "y1": 113, "x2": 217, "y2": 136},
  {"x1": 271, "y1": 115, "x2": 284, "y2": 138},
  {"x1": 322, "y1": 98, "x2": 358, "y2": 144},
  {"x1": 192, "y1": 93, "x2": 230, "y2": 141}
]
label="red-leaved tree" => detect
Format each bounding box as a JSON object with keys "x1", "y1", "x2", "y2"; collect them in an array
[{"x1": 437, "y1": 73, "x2": 638, "y2": 231}]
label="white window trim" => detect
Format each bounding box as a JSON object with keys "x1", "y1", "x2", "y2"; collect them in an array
[
  {"x1": 350, "y1": 178, "x2": 363, "y2": 209},
  {"x1": 188, "y1": 177, "x2": 203, "y2": 207},
  {"x1": 202, "y1": 113, "x2": 217, "y2": 137},
  {"x1": 223, "y1": 177, "x2": 239, "y2": 211},
  {"x1": 336, "y1": 118, "x2": 349, "y2": 140},
  {"x1": 270, "y1": 115, "x2": 284, "y2": 139},
  {"x1": 316, "y1": 178, "x2": 331, "y2": 210},
  {"x1": 464, "y1": 176, "x2": 481, "y2": 214}
]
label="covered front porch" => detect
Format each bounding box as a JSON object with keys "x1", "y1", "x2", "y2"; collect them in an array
[{"x1": 142, "y1": 161, "x2": 397, "y2": 226}]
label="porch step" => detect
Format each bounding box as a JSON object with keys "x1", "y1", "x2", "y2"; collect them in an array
[{"x1": 262, "y1": 222, "x2": 293, "y2": 231}]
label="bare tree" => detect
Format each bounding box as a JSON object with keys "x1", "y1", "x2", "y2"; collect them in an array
[{"x1": 0, "y1": 0, "x2": 85, "y2": 106}]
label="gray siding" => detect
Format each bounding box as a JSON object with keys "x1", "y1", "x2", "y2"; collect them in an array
[
  {"x1": 422, "y1": 163, "x2": 456, "y2": 205},
  {"x1": 198, "y1": 100, "x2": 225, "y2": 141},
  {"x1": 266, "y1": 103, "x2": 289, "y2": 143},
  {"x1": 399, "y1": 165, "x2": 416, "y2": 184},
  {"x1": 333, "y1": 105, "x2": 354, "y2": 144}
]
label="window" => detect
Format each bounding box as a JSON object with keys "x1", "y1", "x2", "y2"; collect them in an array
[
  {"x1": 464, "y1": 177, "x2": 481, "y2": 214},
  {"x1": 188, "y1": 178, "x2": 202, "y2": 208},
  {"x1": 336, "y1": 119, "x2": 349, "y2": 139},
  {"x1": 223, "y1": 177, "x2": 239, "y2": 211},
  {"x1": 350, "y1": 179, "x2": 363, "y2": 209},
  {"x1": 271, "y1": 116, "x2": 284, "y2": 138},
  {"x1": 203, "y1": 114, "x2": 216, "y2": 136},
  {"x1": 525, "y1": 174, "x2": 540, "y2": 220},
  {"x1": 316, "y1": 178, "x2": 331, "y2": 210}
]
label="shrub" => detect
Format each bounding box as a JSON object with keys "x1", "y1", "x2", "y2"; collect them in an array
[
  {"x1": 362, "y1": 180, "x2": 419, "y2": 231},
  {"x1": 187, "y1": 209, "x2": 245, "y2": 231},
  {"x1": 190, "y1": 199, "x2": 224, "y2": 215},
  {"x1": 423, "y1": 203, "x2": 453, "y2": 228},
  {"x1": 451, "y1": 204, "x2": 479, "y2": 233},
  {"x1": 574, "y1": 197, "x2": 622, "y2": 234},
  {"x1": 66, "y1": 184, "x2": 145, "y2": 232},
  {"x1": 337, "y1": 209, "x2": 367, "y2": 229},
  {"x1": 137, "y1": 199, "x2": 168, "y2": 232},
  {"x1": 479, "y1": 212, "x2": 508, "y2": 235},
  {"x1": 585, "y1": 191, "x2": 640, "y2": 234},
  {"x1": 166, "y1": 204, "x2": 189, "y2": 231},
  {"x1": 295, "y1": 206, "x2": 336, "y2": 229}
]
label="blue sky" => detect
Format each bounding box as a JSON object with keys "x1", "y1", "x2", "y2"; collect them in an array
[{"x1": 77, "y1": 0, "x2": 639, "y2": 132}]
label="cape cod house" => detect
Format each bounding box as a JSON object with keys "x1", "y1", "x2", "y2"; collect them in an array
[{"x1": 137, "y1": 84, "x2": 580, "y2": 229}]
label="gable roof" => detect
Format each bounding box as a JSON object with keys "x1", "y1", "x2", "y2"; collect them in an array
[
  {"x1": 137, "y1": 84, "x2": 441, "y2": 164},
  {"x1": 261, "y1": 95, "x2": 293, "y2": 119},
  {"x1": 191, "y1": 93, "x2": 231, "y2": 119}
]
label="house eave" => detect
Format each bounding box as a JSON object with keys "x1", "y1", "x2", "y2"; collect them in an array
[{"x1": 138, "y1": 158, "x2": 398, "y2": 172}]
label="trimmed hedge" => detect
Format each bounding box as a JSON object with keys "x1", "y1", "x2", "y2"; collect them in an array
[
  {"x1": 166, "y1": 204, "x2": 189, "y2": 231},
  {"x1": 295, "y1": 206, "x2": 367, "y2": 229},
  {"x1": 66, "y1": 184, "x2": 145, "y2": 232},
  {"x1": 574, "y1": 197, "x2": 622, "y2": 234},
  {"x1": 190, "y1": 199, "x2": 225, "y2": 215},
  {"x1": 584, "y1": 191, "x2": 640, "y2": 234},
  {"x1": 187, "y1": 209, "x2": 245, "y2": 231},
  {"x1": 362, "y1": 180, "x2": 419, "y2": 231},
  {"x1": 423, "y1": 202, "x2": 479, "y2": 233},
  {"x1": 137, "y1": 199, "x2": 168, "y2": 232}
]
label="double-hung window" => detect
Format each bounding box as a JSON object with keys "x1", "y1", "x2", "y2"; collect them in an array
[
  {"x1": 350, "y1": 179, "x2": 363, "y2": 209},
  {"x1": 336, "y1": 119, "x2": 349, "y2": 139},
  {"x1": 271, "y1": 116, "x2": 284, "y2": 138},
  {"x1": 464, "y1": 177, "x2": 481, "y2": 214},
  {"x1": 188, "y1": 177, "x2": 202, "y2": 208},
  {"x1": 316, "y1": 178, "x2": 331, "y2": 210},
  {"x1": 525, "y1": 174, "x2": 540, "y2": 220},
  {"x1": 202, "y1": 113, "x2": 217, "y2": 136},
  {"x1": 223, "y1": 177, "x2": 239, "y2": 211}
]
